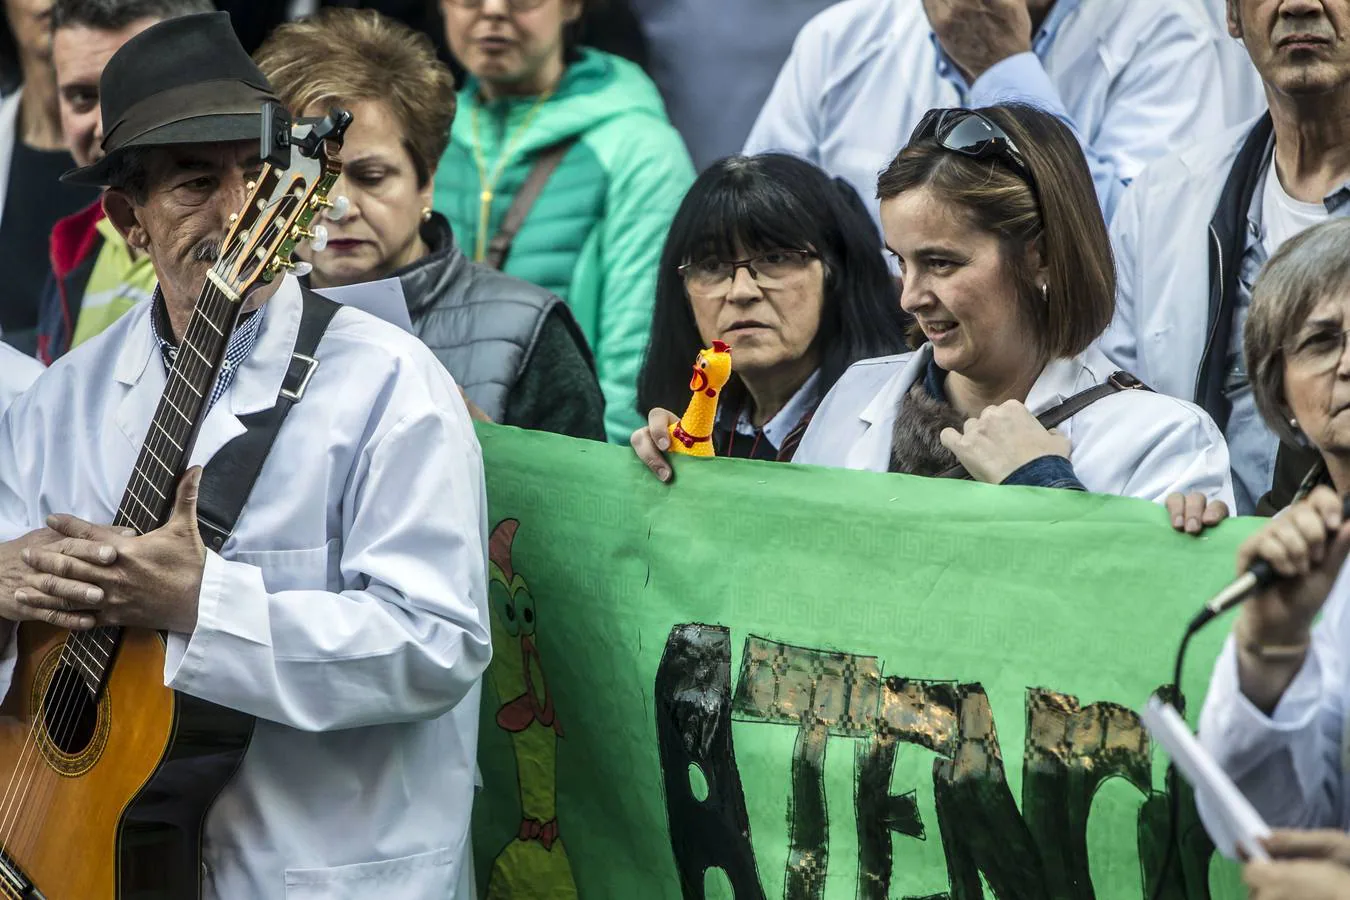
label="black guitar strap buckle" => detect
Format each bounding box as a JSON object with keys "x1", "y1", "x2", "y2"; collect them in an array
[{"x1": 280, "y1": 352, "x2": 319, "y2": 404}]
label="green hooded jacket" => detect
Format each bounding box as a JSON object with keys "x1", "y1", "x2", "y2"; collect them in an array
[{"x1": 434, "y1": 49, "x2": 695, "y2": 442}]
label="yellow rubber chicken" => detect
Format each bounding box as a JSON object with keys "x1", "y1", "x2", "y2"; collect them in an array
[{"x1": 668, "y1": 341, "x2": 732, "y2": 457}]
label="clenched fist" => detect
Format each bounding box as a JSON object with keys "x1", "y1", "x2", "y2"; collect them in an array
[
  {"x1": 922, "y1": 0, "x2": 1034, "y2": 83},
  {"x1": 939, "y1": 399, "x2": 1069, "y2": 485}
]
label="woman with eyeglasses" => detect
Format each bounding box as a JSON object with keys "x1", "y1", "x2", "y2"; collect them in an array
[
  {"x1": 790, "y1": 103, "x2": 1234, "y2": 510},
  {"x1": 1194, "y1": 218, "x2": 1350, "y2": 892},
  {"x1": 435, "y1": 0, "x2": 695, "y2": 443},
  {"x1": 629, "y1": 154, "x2": 910, "y2": 471}
]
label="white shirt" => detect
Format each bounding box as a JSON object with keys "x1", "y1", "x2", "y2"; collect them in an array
[
  {"x1": 793, "y1": 343, "x2": 1236, "y2": 506},
  {"x1": 0, "y1": 341, "x2": 42, "y2": 415},
  {"x1": 743, "y1": 0, "x2": 1226, "y2": 225},
  {"x1": 1198, "y1": 568, "x2": 1350, "y2": 854},
  {"x1": 1263, "y1": 164, "x2": 1331, "y2": 254},
  {"x1": 0, "y1": 278, "x2": 491, "y2": 899}
]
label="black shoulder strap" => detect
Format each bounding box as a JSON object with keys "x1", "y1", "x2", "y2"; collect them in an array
[
  {"x1": 195, "y1": 291, "x2": 341, "y2": 552},
  {"x1": 938, "y1": 371, "x2": 1150, "y2": 480},
  {"x1": 1035, "y1": 371, "x2": 1150, "y2": 431}
]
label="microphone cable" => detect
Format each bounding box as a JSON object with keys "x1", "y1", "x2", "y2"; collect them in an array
[
  {"x1": 1146, "y1": 608, "x2": 1208, "y2": 900},
  {"x1": 1147, "y1": 490, "x2": 1349, "y2": 900}
]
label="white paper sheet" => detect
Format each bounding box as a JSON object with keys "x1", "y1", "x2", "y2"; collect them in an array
[
  {"x1": 1140, "y1": 695, "x2": 1272, "y2": 861},
  {"x1": 314, "y1": 277, "x2": 414, "y2": 335}
]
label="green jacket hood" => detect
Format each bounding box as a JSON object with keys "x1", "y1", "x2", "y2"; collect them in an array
[{"x1": 453, "y1": 49, "x2": 672, "y2": 158}]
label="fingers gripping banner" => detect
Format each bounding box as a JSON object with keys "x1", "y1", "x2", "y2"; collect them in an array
[{"x1": 472, "y1": 426, "x2": 1258, "y2": 899}]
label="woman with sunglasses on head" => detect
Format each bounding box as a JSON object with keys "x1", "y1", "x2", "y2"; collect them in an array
[
  {"x1": 789, "y1": 103, "x2": 1234, "y2": 513},
  {"x1": 630, "y1": 154, "x2": 910, "y2": 471},
  {"x1": 436, "y1": 0, "x2": 694, "y2": 444}
]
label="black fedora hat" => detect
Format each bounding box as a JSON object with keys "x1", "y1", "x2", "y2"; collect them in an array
[{"x1": 62, "y1": 11, "x2": 278, "y2": 187}]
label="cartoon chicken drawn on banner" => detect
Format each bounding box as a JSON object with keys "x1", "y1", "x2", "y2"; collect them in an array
[{"x1": 484, "y1": 520, "x2": 577, "y2": 899}]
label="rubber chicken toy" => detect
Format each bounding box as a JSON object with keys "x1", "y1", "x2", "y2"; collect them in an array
[{"x1": 668, "y1": 341, "x2": 732, "y2": 457}]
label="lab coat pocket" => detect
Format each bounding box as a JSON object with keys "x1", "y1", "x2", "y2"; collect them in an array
[
  {"x1": 230, "y1": 539, "x2": 341, "y2": 593},
  {"x1": 285, "y1": 846, "x2": 457, "y2": 898}
]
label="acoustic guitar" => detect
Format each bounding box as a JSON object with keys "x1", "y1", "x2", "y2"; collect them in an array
[{"x1": 0, "y1": 106, "x2": 349, "y2": 899}]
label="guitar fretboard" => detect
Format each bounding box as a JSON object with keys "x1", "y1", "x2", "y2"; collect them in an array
[{"x1": 65, "y1": 275, "x2": 242, "y2": 688}]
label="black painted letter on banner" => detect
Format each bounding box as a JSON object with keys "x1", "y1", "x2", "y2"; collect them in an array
[{"x1": 655, "y1": 624, "x2": 765, "y2": 899}]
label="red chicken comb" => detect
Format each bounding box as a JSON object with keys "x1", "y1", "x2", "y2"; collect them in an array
[{"x1": 711, "y1": 341, "x2": 731, "y2": 353}]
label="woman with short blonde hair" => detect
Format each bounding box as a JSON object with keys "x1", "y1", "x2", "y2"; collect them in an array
[{"x1": 255, "y1": 8, "x2": 606, "y2": 440}]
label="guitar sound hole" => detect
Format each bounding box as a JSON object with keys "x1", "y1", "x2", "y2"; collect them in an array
[{"x1": 40, "y1": 664, "x2": 98, "y2": 756}]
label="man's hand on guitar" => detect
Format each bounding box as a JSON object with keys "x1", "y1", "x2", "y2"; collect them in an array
[
  {"x1": 0, "y1": 528, "x2": 82, "y2": 630},
  {"x1": 15, "y1": 468, "x2": 207, "y2": 634}
]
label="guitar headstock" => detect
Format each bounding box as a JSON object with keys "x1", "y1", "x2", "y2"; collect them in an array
[{"x1": 208, "y1": 107, "x2": 352, "y2": 302}]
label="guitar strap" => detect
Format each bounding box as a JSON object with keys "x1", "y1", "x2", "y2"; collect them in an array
[{"x1": 195, "y1": 290, "x2": 341, "y2": 552}]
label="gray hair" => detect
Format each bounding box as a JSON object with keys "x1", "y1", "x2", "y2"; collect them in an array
[
  {"x1": 1246, "y1": 216, "x2": 1350, "y2": 446},
  {"x1": 51, "y1": 0, "x2": 215, "y2": 31},
  {"x1": 102, "y1": 146, "x2": 156, "y2": 204}
]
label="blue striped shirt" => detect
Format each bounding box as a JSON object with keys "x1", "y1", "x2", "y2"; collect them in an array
[{"x1": 149, "y1": 290, "x2": 264, "y2": 410}]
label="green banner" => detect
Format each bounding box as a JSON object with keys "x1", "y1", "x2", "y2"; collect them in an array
[{"x1": 471, "y1": 425, "x2": 1262, "y2": 899}]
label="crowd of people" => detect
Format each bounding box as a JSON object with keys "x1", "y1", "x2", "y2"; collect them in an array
[{"x1": 1, "y1": 0, "x2": 1350, "y2": 896}]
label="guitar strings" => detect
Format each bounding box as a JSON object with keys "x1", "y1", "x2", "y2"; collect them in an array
[
  {"x1": 0, "y1": 267, "x2": 241, "y2": 864},
  {"x1": 0, "y1": 218, "x2": 263, "y2": 861},
  {"x1": 0, "y1": 217, "x2": 271, "y2": 867},
  {"x1": 0, "y1": 269, "x2": 240, "y2": 865},
  {"x1": 0, "y1": 174, "x2": 318, "y2": 880},
  {"x1": 6, "y1": 180, "x2": 307, "y2": 843}
]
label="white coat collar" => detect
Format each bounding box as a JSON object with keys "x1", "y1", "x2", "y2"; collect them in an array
[
  {"x1": 115, "y1": 277, "x2": 306, "y2": 467},
  {"x1": 854, "y1": 344, "x2": 1099, "y2": 447}
]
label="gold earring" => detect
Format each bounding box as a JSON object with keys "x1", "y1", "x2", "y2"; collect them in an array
[{"x1": 421, "y1": 207, "x2": 433, "y2": 222}]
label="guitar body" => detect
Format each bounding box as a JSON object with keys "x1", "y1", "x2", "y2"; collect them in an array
[
  {"x1": 0, "y1": 108, "x2": 344, "y2": 900},
  {"x1": 0, "y1": 624, "x2": 253, "y2": 899}
]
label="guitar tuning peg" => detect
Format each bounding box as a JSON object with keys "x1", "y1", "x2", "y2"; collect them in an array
[
  {"x1": 309, "y1": 225, "x2": 329, "y2": 253},
  {"x1": 323, "y1": 195, "x2": 350, "y2": 221},
  {"x1": 292, "y1": 260, "x2": 313, "y2": 277}
]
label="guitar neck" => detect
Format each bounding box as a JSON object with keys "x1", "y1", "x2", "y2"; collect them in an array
[{"x1": 114, "y1": 275, "x2": 243, "y2": 536}]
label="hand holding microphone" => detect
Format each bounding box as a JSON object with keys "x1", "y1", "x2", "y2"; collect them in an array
[{"x1": 1229, "y1": 486, "x2": 1350, "y2": 711}]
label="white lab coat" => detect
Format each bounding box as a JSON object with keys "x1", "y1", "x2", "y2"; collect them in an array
[
  {"x1": 0, "y1": 277, "x2": 491, "y2": 899},
  {"x1": 793, "y1": 343, "x2": 1237, "y2": 506},
  {"x1": 0, "y1": 340, "x2": 42, "y2": 415},
  {"x1": 743, "y1": 0, "x2": 1227, "y2": 225},
  {"x1": 1098, "y1": 119, "x2": 1255, "y2": 404},
  {"x1": 1198, "y1": 568, "x2": 1350, "y2": 856}
]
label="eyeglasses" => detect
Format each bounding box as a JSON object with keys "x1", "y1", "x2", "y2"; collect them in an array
[
  {"x1": 677, "y1": 250, "x2": 816, "y2": 293},
  {"x1": 443, "y1": 0, "x2": 549, "y2": 12},
  {"x1": 910, "y1": 108, "x2": 1039, "y2": 195},
  {"x1": 1285, "y1": 325, "x2": 1350, "y2": 374}
]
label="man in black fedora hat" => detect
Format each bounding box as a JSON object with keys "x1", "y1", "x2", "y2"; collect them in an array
[{"x1": 0, "y1": 11, "x2": 489, "y2": 899}]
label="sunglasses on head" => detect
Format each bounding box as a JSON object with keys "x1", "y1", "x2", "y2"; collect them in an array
[{"x1": 910, "y1": 108, "x2": 1038, "y2": 193}]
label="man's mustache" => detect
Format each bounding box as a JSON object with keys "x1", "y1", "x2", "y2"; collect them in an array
[
  {"x1": 192, "y1": 239, "x2": 222, "y2": 263},
  {"x1": 1272, "y1": 19, "x2": 1337, "y2": 45}
]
